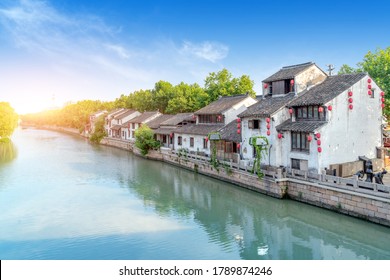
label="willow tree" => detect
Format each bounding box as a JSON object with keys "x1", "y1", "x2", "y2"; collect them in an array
[{"x1": 0, "y1": 102, "x2": 18, "y2": 141}]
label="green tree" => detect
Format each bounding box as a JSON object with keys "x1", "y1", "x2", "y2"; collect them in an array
[
  {"x1": 0, "y1": 102, "x2": 19, "y2": 140},
  {"x1": 89, "y1": 115, "x2": 107, "y2": 144},
  {"x1": 134, "y1": 125, "x2": 160, "y2": 155},
  {"x1": 204, "y1": 69, "x2": 255, "y2": 102},
  {"x1": 166, "y1": 82, "x2": 209, "y2": 113},
  {"x1": 338, "y1": 64, "x2": 361, "y2": 74}
]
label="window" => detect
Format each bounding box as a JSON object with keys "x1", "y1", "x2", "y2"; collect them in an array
[
  {"x1": 132, "y1": 123, "x2": 135, "y2": 129},
  {"x1": 190, "y1": 137, "x2": 194, "y2": 147},
  {"x1": 291, "y1": 132, "x2": 310, "y2": 152},
  {"x1": 203, "y1": 138, "x2": 208, "y2": 149},
  {"x1": 198, "y1": 114, "x2": 224, "y2": 124},
  {"x1": 296, "y1": 106, "x2": 325, "y2": 121},
  {"x1": 248, "y1": 119, "x2": 260, "y2": 129},
  {"x1": 178, "y1": 136, "x2": 182, "y2": 146},
  {"x1": 291, "y1": 158, "x2": 301, "y2": 170},
  {"x1": 370, "y1": 89, "x2": 375, "y2": 98}
]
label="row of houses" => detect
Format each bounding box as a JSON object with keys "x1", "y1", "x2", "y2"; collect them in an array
[{"x1": 88, "y1": 62, "x2": 385, "y2": 174}]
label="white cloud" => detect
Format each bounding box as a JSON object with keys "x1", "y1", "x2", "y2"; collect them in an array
[
  {"x1": 180, "y1": 41, "x2": 229, "y2": 62},
  {"x1": 105, "y1": 44, "x2": 131, "y2": 59}
]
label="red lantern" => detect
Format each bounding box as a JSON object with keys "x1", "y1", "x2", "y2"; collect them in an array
[
  {"x1": 205, "y1": 137, "x2": 208, "y2": 142},
  {"x1": 217, "y1": 115, "x2": 222, "y2": 121},
  {"x1": 381, "y1": 92, "x2": 385, "y2": 97},
  {"x1": 237, "y1": 129, "x2": 241, "y2": 134},
  {"x1": 236, "y1": 118, "x2": 241, "y2": 123},
  {"x1": 381, "y1": 103, "x2": 385, "y2": 109},
  {"x1": 290, "y1": 79, "x2": 294, "y2": 85},
  {"x1": 266, "y1": 117, "x2": 270, "y2": 123},
  {"x1": 318, "y1": 107, "x2": 324, "y2": 113},
  {"x1": 267, "y1": 130, "x2": 271, "y2": 136},
  {"x1": 327, "y1": 105, "x2": 332, "y2": 111},
  {"x1": 348, "y1": 98, "x2": 353, "y2": 103},
  {"x1": 237, "y1": 143, "x2": 241, "y2": 149},
  {"x1": 289, "y1": 108, "x2": 293, "y2": 114},
  {"x1": 307, "y1": 135, "x2": 312, "y2": 142},
  {"x1": 368, "y1": 90, "x2": 372, "y2": 95},
  {"x1": 318, "y1": 147, "x2": 322, "y2": 153},
  {"x1": 266, "y1": 123, "x2": 271, "y2": 129},
  {"x1": 382, "y1": 97, "x2": 385, "y2": 103},
  {"x1": 368, "y1": 84, "x2": 372, "y2": 89},
  {"x1": 192, "y1": 115, "x2": 196, "y2": 119},
  {"x1": 348, "y1": 91, "x2": 353, "y2": 97},
  {"x1": 264, "y1": 83, "x2": 268, "y2": 89},
  {"x1": 368, "y1": 78, "x2": 372, "y2": 83},
  {"x1": 349, "y1": 104, "x2": 353, "y2": 110},
  {"x1": 278, "y1": 133, "x2": 283, "y2": 139},
  {"x1": 170, "y1": 133, "x2": 173, "y2": 138},
  {"x1": 316, "y1": 133, "x2": 321, "y2": 139},
  {"x1": 237, "y1": 123, "x2": 241, "y2": 129},
  {"x1": 317, "y1": 140, "x2": 321, "y2": 146}
]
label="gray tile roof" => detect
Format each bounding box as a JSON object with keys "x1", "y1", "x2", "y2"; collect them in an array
[
  {"x1": 145, "y1": 114, "x2": 174, "y2": 129},
  {"x1": 288, "y1": 73, "x2": 367, "y2": 106},
  {"x1": 238, "y1": 93, "x2": 295, "y2": 118},
  {"x1": 114, "y1": 109, "x2": 137, "y2": 120},
  {"x1": 218, "y1": 120, "x2": 241, "y2": 142},
  {"x1": 153, "y1": 127, "x2": 175, "y2": 135},
  {"x1": 276, "y1": 120, "x2": 327, "y2": 132},
  {"x1": 174, "y1": 124, "x2": 224, "y2": 136},
  {"x1": 263, "y1": 62, "x2": 317, "y2": 83},
  {"x1": 160, "y1": 113, "x2": 194, "y2": 126},
  {"x1": 195, "y1": 94, "x2": 251, "y2": 115},
  {"x1": 129, "y1": 111, "x2": 160, "y2": 123}
]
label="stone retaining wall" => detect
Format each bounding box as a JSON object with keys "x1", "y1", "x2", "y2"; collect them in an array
[
  {"x1": 100, "y1": 137, "x2": 134, "y2": 151},
  {"x1": 287, "y1": 179, "x2": 390, "y2": 227}
]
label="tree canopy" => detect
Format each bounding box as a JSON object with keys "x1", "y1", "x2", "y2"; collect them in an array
[{"x1": 0, "y1": 102, "x2": 19, "y2": 140}]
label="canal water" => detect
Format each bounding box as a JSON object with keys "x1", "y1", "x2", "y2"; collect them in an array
[{"x1": 0, "y1": 128, "x2": 389, "y2": 260}]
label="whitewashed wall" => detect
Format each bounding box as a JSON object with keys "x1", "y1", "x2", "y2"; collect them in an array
[{"x1": 174, "y1": 134, "x2": 209, "y2": 155}]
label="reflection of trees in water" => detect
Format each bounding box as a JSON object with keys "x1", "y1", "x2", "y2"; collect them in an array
[{"x1": 0, "y1": 140, "x2": 17, "y2": 163}]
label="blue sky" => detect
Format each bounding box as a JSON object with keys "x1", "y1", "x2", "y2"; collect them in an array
[{"x1": 1, "y1": 0, "x2": 389, "y2": 114}]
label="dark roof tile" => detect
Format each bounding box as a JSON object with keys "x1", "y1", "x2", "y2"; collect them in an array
[
  {"x1": 218, "y1": 120, "x2": 241, "y2": 142},
  {"x1": 160, "y1": 113, "x2": 194, "y2": 126},
  {"x1": 174, "y1": 124, "x2": 224, "y2": 136},
  {"x1": 239, "y1": 93, "x2": 295, "y2": 118},
  {"x1": 263, "y1": 62, "x2": 317, "y2": 83},
  {"x1": 195, "y1": 94, "x2": 251, "y2": 115},
  {"x1": 129, "y1": 111, "x2": 160, "y2": 123},
  {"x1": 145, "y1": 114, "x2": 174, "y2": 129},
  {"x1": 276, "y1": 120, "x2": 327, "y2": 132},
  {"x1": 288, "y1": 73, "x2": 367, "y2": 106}
]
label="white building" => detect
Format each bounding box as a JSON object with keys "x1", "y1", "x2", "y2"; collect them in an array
[
  {"x1": 174, "y1": 94, "x2": 257, "y2": 157},
  {"x1": 124, "y1": 111, "x2": 162, "y2": 140},
  {"x1": 109, "y1": 109, "x2": 140, "y2": 138},
  {"x1": 239, "y1": 62, "x2": 384, "y2": 174}
]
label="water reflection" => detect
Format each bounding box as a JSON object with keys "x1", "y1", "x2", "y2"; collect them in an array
[
  {"x1": 0, "y1": 128, "x2": 389, "y2": 260},
  {"x1": 0, "y1": 140, "x2": 17, "y2": 164}
]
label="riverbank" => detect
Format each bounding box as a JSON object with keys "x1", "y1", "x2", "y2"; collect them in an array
[{"x1": 20, "y1": 125, "x2": 390, "y2": 227}]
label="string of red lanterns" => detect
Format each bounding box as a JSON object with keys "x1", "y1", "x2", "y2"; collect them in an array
[
  {"x1": 348, "y1": 90, "x2": 353, "y2": 110},
  {"x1": 266, "y1": 117, "x2": 271, "y2": 136},
  {"x1": 381, "y1": 91, "x2": 386, "y2": 109},
  {"x1": 316, "y1": 132, "x2": 322, "y2": 153}
]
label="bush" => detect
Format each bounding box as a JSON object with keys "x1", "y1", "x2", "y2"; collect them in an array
[
  {"x1": 134, "y1": 125, "x2": 160, "y2": 155},
  {"x1": 89, "y1": 115, "x2": 107, "y2": 144}
]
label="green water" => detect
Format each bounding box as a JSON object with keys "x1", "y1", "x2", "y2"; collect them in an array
[{"x1": 0, "y1": 128, "x2": 389, "y2": 259}]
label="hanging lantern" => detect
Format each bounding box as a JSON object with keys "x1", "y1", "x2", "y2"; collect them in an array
[
  {"x1": 368, "y1": 90, "x2": 372, "y2": 95},
  {"x1": 316, "y1": 133, "x2": 321, "y2": 139},
  {"x1": 327, "y1": 105, "x2": 333, "y2": 111},
  {"x1": 217, "y1": 115, "x2": 222, "y2": 121},
  {"x1": 205, "y1": 137, "x2": 208, "y2": 142},
  {"x1": 278, "y1": 133, "x2": 283, "y2": 139},
  {"x1": 381, "y1": 91, "x2": 385, "y2": 97},
  {"x1": 317, "y1": 140, "x2": 321, "y2": 146},
  {"x1": 381, "y1": 103, "x2": 385, "y2": 109},
  {"x1": 368, "y1": 78, "x2": 372, "y2": 83},
  {"x1": 348, "y1": 98, "x2": 353, "y2": 103},
  {"x1": 237, "y1": 123, "x2": 241, "y2": 129},
  {"x1": 266, "y1": 117, "x2": 270, "y2": 123},
  {"x1": 368, "y1": 84, "x2": 372, "y2": 89},
  {"x1": 267, "y1": 130, "x2": 271, "y2": 136},
  {"x1": 266, "y1": 123, "x2": 271, "y2": 129},
  {"x1": 192, "y1": 115, "x2": 196, "y2": 119},
  {"x1": 236, "y1": 118, "x2": 241, "y2": 123},
  {"x1": 349, "y1": 104, "x2": 353, "y2": 110},
  {"x1": 290, "y1": 79, "x2": 294, "y2": 85},
  {"x1": 289, "y1": 108, "x2": 293, "y2": 114},
  {"x1": 318, "y1": 107, "x2": 324, "y2": 113},
  {"x1": 264, "y1": 83, "x2": 268, "y2": 89},
  {"x1": 237, "y1": 143, "x2": 241, "y2": 149},
  {"x1": 318, "y1": 147, "x2": 322, "y2": 153},
  {"x1": 237, "y1": 129, "x2": 241, "y2": 134},
  {"x1": 307, "y1": 135, "x2": 312, "y2": 142},
  {"x1": 348, "y1": 91, "x2": 353, "y2": 97},
  {"x1": 382, "y1": 97, "x2": 386, "y2": 103},
  {"x1": 170, "y1": 133, "x2": 173, "y2": 138}
]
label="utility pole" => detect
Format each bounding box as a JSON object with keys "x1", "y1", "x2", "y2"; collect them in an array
[{"x1": 326, "y1": 64, "x2": 335, "y2": 76}]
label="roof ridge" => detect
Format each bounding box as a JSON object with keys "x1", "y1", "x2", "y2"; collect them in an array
[{"x1": 282, "y1": 62, "x2": 313, "y2": 69}]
